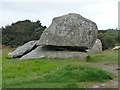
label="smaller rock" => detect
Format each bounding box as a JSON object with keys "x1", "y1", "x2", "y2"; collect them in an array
[
  {"x1": 99, "y1": 84, "x2": 105, "y2": 88},
  {"x1": 93, "y1": 84, "x2": 105, "y2": 88},
  {"x1": 20, "y1": 46, "x2": 45, "y2": 59},
  {"x1": 112, "y1": 46, "x2": 120, "y2": 50},
  {"x1": 8, "y1": 40, "x2": 38, "y2": 58},
  {"x1": 88, "y1": 39, "x2": 102, "y2": 54},
  {"x1": 8, "y1": 53, "x2": 13, "y2": 58},
  {"x1": 93, "y1": 85, "x2": 99, "y2": 88}
]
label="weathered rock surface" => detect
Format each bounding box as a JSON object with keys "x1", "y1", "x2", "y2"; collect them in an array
[
  {"x1": 88, "y1": 39, "x2": 102, "y2": 54},
  {"x1": 9, "y1": 13, "x2": 98, "y2": 61},
  {"x1": 8, "y1": 40, "x2": 38, "y2": 58},
  {"x1": 38, "y1": 13, "x2": 98, "y2": 49},
  {"x1": 20, "y1": 46, "x2": 88, "y2": 61},
  {"x1": 112, "y1": 46, "x2": 120, "y2": 50}
]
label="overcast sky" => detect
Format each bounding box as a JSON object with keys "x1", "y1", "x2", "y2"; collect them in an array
[{"x1": 0, "y1": 0, "x2": 119, "y2": 30}]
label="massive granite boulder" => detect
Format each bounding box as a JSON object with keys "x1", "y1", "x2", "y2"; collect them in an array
[
  {"x1": 20, "y1": 46, "x2": 88, "y2": 61},
  {"x1": 88, "y1": 39, "x2": 102, "y2": 54},
  {"x1": 8, "y1": 40, "x2": 38, "y2": 58},
  {"x1": 38, "y1": 13, "x2": 98, "y2": 50}
]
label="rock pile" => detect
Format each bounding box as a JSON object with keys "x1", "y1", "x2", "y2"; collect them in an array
[{"x1": 8, "y1": 13, "x2": 98, "y2": 61}]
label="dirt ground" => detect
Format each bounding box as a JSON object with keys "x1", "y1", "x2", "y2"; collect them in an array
[{"x1": 94, "y1": 63, "x2": 119, "y2": 88}]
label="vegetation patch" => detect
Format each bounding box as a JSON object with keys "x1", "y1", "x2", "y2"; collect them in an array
[
  {"x1": 2, "y1": 61, "x2": 115, "y2": 88},
  {"x1": 87, "y1": 50, "x2": 118, "y2": 64},
  {"x1": 2, "y1": 20, "x2": 46, "y2": 47},
  {"x1": 2, "y1": 47, "x2": 117, "y2": 88},
  {"x1": 40, "y1": 64, "x2": 114, "y2": 83}
]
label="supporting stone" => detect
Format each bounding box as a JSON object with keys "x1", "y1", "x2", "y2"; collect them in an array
[{"x1": 20, "y1": 46, "x2": 88, "y2": 61}]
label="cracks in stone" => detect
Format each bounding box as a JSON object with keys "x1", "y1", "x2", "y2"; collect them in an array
[{"x1": 17, "y1": 45, "x2": 38, "y2": 58}]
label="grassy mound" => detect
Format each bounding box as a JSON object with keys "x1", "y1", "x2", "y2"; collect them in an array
[
  {"x1": 2, "y1": 59, "x2": 115, "y2": 88},
  {"x1": 40, "y1": 64, "x2": 114, "y2": 83}
]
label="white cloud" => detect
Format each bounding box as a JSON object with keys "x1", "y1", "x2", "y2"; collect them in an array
[
  {"x1": 82, "y1": 3, "x2": 118, "y2": 29},
  {"x1": 0, "y1": 0, "x2": 119, "y2": 29}
]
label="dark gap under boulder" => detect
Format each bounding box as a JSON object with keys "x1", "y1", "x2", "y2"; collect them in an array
[{"x1": 41, "y1": 45, "x2": 88, "y2": 52}]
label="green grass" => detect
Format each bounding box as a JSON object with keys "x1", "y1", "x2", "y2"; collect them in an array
[
  {"x1": 2, "y1": 60, "x2": 114, "y2": 88},
  {"x1": 87, "y1": 50, "x2": 118, "y2": 64},
  {"x1": 38, "y1": 64, "x2": 114, "y2": 82},
  {"x1": 2, "y1": 47, "x2": 118, "y2": 88}
]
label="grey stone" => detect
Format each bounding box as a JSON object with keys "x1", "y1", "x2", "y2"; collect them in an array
[
  {"x1": 8, "y1": 40, "x2": 38, "y2": 58},
  {"x1": 88, "y1": 39, "x2": 102, "y2": 54},
  {"x1": 93, "y1": 84, "x2": 105, "y2": 88},
  {"x1": 20, "y1": 46, "x2": 88, "y2": 61},
  {"x1": 38, "y1": 13, "x2": 98, "y2": 49},
  {"x1": 112, "y1": 46, "x2": 120, "y2": 50}
]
